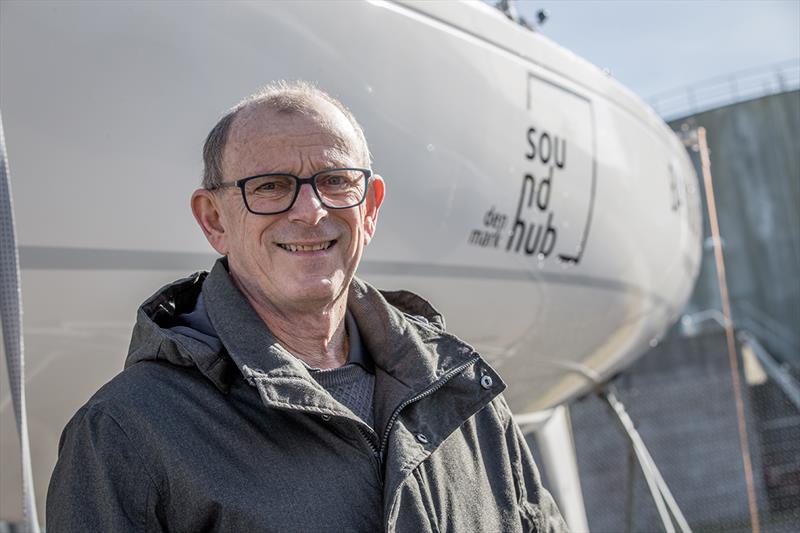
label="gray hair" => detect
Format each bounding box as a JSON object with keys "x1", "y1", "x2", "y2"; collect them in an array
[{"x1": 202, "y1": 80, "x2": 371, "y2": 189}]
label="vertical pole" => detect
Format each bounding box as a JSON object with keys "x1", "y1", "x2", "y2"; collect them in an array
[
  {"x1": 696, "y1": 127, "x2": 761, "y2": 533},
  {"x1": 532, "y1": 406, "x2": 590, "y2": 532},
  {"x1": 624, "y1": 442, "x2": 636, "y2": 533},
  {"x1": 1, "y1": 111, "x2": 41, "y2": 533},
  {"x1": 776, "y1": 69, "x2": 786, "y2": 92}
]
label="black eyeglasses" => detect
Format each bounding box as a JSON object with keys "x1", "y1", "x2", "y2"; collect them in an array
[{"x1": 213, "y1": 168, "x2": 372, "y2": 215}]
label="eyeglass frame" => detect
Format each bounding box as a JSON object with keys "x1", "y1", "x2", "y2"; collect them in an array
[{"x1": 211, "y1": 167, "x2": 373, "y2": 215}]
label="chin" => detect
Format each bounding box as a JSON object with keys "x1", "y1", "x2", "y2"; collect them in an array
[{"x1": 287, "y1": 275, "x2": 344, "y2": 303}]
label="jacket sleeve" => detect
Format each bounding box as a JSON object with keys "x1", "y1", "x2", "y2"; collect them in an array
[
  {"x1": 46, "y1": 405, "x2": 165, "y2": 532},
  {"x1": 497, "y1": 397, "x2": 570, "y2": 533}
]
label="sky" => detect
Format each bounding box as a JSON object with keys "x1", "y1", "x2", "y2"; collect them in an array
[{"x1": 511, "y1": 0, "x2": 799, "y2": 105}]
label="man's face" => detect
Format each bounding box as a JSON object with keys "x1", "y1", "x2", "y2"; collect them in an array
[{"x1": 194, "y1": 99, "x2": 384, "y2": 313}]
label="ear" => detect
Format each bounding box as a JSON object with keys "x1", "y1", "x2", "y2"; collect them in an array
[
  {"x1": 191, "y1": 188, "x2": 229, "y2": 255},
  {"x1": 362, "y1": 175, "x2": 385, "y2": 245}
]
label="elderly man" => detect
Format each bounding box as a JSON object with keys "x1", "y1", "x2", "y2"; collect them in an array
[{"x1": 47, "y1": 81, "x2": 567, "y2": 532}]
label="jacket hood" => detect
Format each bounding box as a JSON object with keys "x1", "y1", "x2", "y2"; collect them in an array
[
  {"x1": 125, "y1": 259, "x2": 462, "y2": 395},
  {"x1": 125, "y1": 270, "x2": 237, "y2": 391}
]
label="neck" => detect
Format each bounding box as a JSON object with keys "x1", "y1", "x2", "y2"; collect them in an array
[{"x1": 230, "y1": 275, "x2": 350, "y2": 369}]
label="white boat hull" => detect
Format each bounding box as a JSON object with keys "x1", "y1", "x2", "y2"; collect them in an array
[{"x1": 0, "y1": 0, "x2": 701, "y2": 521}]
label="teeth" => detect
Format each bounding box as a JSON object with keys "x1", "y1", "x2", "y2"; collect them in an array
[{"x1": 280, "y1": 241, "x2": 333, "y2": 252}]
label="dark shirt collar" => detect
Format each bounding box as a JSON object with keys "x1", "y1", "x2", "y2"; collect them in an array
[{"x1": 345, "y1": 310, "x2": 373, "y2": 372}]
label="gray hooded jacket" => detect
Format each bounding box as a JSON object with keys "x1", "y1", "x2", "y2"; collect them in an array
[{"x1": 46, "y1": 259, "x2": 567, "y2": 532}]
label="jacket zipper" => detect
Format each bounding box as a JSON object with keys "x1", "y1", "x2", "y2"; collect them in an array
[
  {"x1": 357, "y1": 424, "x2": 383, "y2": 485},
  {"x1": 378, "y1": 355, "x2": 480, "y2": 459},
  {"x1": 253, "y1": 355, "x2": 481, "y2": 488},
  {"x1": 379, "y1": 355, "x2": 480, "y2": 532}
]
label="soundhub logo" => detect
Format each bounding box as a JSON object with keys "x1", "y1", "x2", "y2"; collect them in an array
[{"x1": 468, "y1": 124, "x2": 567, "y2": 260}]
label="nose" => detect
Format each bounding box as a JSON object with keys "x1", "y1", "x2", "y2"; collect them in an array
[{"x1": 287, "y1": 183, "x2": 327, "y2": 225}]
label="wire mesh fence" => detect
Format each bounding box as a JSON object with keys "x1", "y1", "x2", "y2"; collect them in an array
[{"x1": 527, "y1": 328, "x2": 799, "y2": 532}]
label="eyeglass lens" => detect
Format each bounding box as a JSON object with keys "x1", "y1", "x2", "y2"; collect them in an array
[{"x1": 243, "y1": 169, "x2": 367, "y2": 214}]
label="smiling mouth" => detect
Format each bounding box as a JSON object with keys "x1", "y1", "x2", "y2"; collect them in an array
[{"x1": 277, "y1": 240, "x2": 336, "y2": 252}]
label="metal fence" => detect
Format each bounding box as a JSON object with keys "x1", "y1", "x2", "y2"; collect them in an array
[
  {"x1": 536, "y1": 327, "x2": 800, "y2": 533},
  {"x1": 648, "y1": 59, "x2": 800, "y2": 121}
]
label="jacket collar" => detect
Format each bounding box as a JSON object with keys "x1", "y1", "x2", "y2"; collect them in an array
[
  {"x1": 199, "y1": 258, "x2": 480, "y2": 391},
  {"x1": 128, "y1": 258, "x2": 505, "y2": 436}
]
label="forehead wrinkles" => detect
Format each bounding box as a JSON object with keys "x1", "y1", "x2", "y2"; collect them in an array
[
  {"x1": 223, "y1": 107, "x2": 361, "y2": 176},
  {"x1": 226, "y1": 132, "x2": 356, "y2": 177}
]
